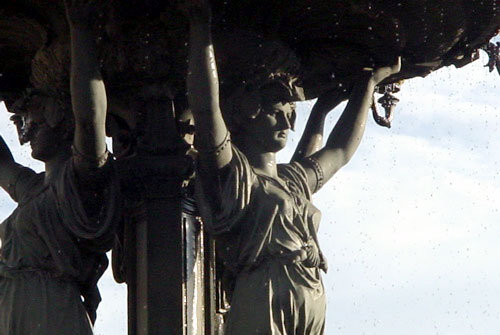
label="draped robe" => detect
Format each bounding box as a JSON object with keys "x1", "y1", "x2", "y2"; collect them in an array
[
  {"x1": 0, "y1": 158, "x2": 119, "y2": 335},
  {"x1": 197, "y1": 146, "x2": 327, "y2": 335}
]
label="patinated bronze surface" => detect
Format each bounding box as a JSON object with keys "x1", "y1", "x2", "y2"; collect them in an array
[
  {"x1": 1, "y1": 0, "x2": 499, "y2": 127},
  {"x1": 0, "y1": 1, "x2": 499, "y2": 335},
  {"x1": 0, "y1": 1, "x2": 120, "y2": 334},
  {"x1": 186, "y1": 0, "x2": 400, "y2": 334}
]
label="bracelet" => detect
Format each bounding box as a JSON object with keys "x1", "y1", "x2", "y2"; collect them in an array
[
  {"x1": 195, "y1": 131, "x2": 231, "y2": 156},
  {"x1": 72, "y1": 145, "x2": 110, "y2": 169},
  {"x1": 306, "y1": 156, "x2": 324, "y2": 193}
]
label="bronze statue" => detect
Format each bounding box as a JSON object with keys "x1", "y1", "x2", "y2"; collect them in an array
[
  {"x1": 0, "y1": 1, "x2": 119, "y2": 334},
  {"x1": 185, "y1": 0, "x2": 400, "y2": 334}
]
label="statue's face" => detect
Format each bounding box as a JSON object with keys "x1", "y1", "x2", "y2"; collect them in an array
[
  {"x1": 245, "y1": 102, "x2": 293, "y2": 153},
  {"x1": 24, "y1": 111, "x2": 69, "y2": 162}
]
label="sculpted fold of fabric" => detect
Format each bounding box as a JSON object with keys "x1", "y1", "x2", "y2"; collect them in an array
[
  {"x1": 0, "y1": 158, "x2": 119, "y2": 335},
  {"x1": 197, "y1": 145, "x2": 327, "y2": 335}
]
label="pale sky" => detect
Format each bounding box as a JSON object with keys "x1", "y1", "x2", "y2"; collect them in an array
[{"x1": 0, "y1": 44, "x2": 499, "y2": 334}]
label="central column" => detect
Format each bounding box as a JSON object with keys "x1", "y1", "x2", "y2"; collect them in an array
[{"x1": 112, "y1": 94, "x2": 204, "y2": 335}]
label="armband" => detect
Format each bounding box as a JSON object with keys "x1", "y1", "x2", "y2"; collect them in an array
[
  {"x1": 305, "y1": 156, "x2": 324, "y2": 193},
  {"x1": 72, "y1": 145, "x2": 110, "y2": 170},
  {"x1": 195, "y1": 131, "x2": 231, "y2": 156}
]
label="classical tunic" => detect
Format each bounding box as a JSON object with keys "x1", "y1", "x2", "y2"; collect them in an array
[
  {"x1": 197, "y1": 145, "x2": 327, "y2": 335},
  {"x1": 0, "y1": 158, "x2": 119, "y2": 335}
]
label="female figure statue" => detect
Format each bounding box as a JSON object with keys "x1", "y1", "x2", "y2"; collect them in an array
[
  {"x1": 186, "y1": 0, "x2": 400, "y2": 335},
  {"x1": 186, "y1": 1, "x2": 400, "y2": 334},
  {"x1": 0, "y1": 1, "x2": 119, "y2": 334}
]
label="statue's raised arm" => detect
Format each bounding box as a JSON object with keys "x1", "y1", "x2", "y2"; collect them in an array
[
  {"x1": 291, "y1": 90, "x2": 347, "y2": 161},
  {"x1": 0, "y1": 136, "x2": 17, "y2": 179},
  {"x1": 300, "y1": 59, "x2": 401, "y2": 193},
  {"x1": 66, "y1": 0, "x2": 108, "y2": 175},
  {"x1": 0, "y1": 135, "x2": 36, "y2": 201},
  {"x1": 185, "y1": 0, "x2": 232, "y2": 170}
]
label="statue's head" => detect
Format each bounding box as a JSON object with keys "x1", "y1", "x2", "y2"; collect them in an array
[
  {"x1": 8, "y1": 88, "x2": 73, "y2": 162},
  {"x1": 223, "y1": 73, "x2": 304, "y2": 153}
]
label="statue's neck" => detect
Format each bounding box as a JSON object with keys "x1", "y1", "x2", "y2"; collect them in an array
[
  {"x1": 239, "y1": 145, "x2": 278, "y2": 178},
  {"x1": 44, "y1": 149, "x2": 71, "y2": 184}
]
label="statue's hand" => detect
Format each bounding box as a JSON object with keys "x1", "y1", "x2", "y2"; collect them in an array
[
  {"x1": 369, "y1": 57, "x2": 402, "y2": 86},
  {"x1": 181, "y1": 0, "x2": 212, "y2": 25},
  {"x1": 284, "y1": 244, "x2": 321, "y2": 268},
  {"x1": 303, "y1": 243, "x2": 321, "y2": 268},
  {"x1": 64, "y1": 0, "x2": 102, "y2": 28}
]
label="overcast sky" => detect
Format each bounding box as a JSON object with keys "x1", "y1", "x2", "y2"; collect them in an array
[{"x1": 1, "y1": 43, "x2": 499, "y2": 334}]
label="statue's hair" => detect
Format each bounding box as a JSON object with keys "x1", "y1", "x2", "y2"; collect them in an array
[
  {"x1": 222, "y1": 72, "x2": 304, "y2": 134},
  {"x1": 6, "y1": 88, "x2": 73, "y2": 145},
  {"x1": 9, "y1": 88, "x2": 73, "y2": 131}
]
